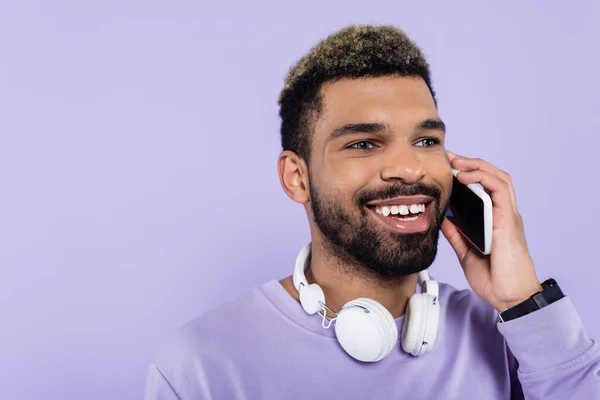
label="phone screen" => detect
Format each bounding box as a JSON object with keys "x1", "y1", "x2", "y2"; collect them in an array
[{"x1": 445, "y1": 176, "x2": 486, "y2": 253}]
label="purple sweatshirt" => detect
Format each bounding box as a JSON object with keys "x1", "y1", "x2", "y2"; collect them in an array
[{"x1": 144, "y1": 278, "x2": 600, "y2": 399}]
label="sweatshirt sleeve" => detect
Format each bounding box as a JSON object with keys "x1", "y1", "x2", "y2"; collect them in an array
[
  {"x1": 497, "y1": 296, "x2": 600, "y2": 399},
  {"x1": 144, "y1": 363, "x2": 181, "y2": 400}
]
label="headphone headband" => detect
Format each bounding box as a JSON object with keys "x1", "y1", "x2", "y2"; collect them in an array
[{"x1": 292, "y1": 243, "x2": 311, "y2": 292}]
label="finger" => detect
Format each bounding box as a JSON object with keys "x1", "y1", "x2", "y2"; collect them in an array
[
  {"x1": 441, "y1": 218, "x2": 472, "y2": 262},
  {"x1": 446, "y1": 150, "x2": 458, "y2": 163},
  {"x1": 450, "y1": 156, "x2": 518, "y2": 211},
  {"x1": 455, "y1": 169, "x2": 513, "y2": 215}
]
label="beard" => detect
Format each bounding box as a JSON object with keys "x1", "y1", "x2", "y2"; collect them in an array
[{"x1": 309, "y1": 177, "x2": 447, "y2": 279}]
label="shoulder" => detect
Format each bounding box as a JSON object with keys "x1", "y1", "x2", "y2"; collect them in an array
[
  {"x1": 156, "y1": 282, "x2": 272, "y2": 361},
  {"x1": 433, "y1": 280, "x2": 519, "y2": 392},
  {"x1": 151, "y1": 283, "x2": 276, "y2": 392},
  {"x1": 436, "y1": 280, "x2": 512, "y2": 360},
  {"x1": 437, "y1": 279, "x2": 501, "y2": 330}
]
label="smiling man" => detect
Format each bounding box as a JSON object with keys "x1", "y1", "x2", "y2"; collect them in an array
[{"x1": 145, "y1": 25, "x2": 600, "y2": 399}]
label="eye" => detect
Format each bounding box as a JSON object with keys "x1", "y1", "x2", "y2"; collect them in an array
[
  {"x1": 415, "y1": 138, "x2": 440, "y2": 147},
  {"x1": 349, "y1": 141, "x2": 375, "y2": 150}
]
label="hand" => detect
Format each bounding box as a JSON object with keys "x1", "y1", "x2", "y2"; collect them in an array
[{"x1": 440, "y1": 151, "x2": 543, "y2": 313}]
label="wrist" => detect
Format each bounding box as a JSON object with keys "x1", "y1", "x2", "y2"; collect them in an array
[
  {"x1": 497, "y1": 282, "x2": 544, "y2": 311},
  {"x1": 497, "y1": 278, "x2": 565, "y2": 322}
]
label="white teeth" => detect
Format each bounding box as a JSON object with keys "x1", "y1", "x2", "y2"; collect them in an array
[{"x1": 375, "y1": 203, "x2": 426, "y2": 218}]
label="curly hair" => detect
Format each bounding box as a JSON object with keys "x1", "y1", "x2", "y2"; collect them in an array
[{"x1": 277, "y1": 24, "x2": 436, "y2": 165}]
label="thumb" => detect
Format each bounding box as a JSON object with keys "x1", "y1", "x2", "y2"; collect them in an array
[{"x1": 441, "y1": 217, "x2": 472, "y2": 262}]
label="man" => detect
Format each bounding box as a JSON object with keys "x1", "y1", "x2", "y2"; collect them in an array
[{"x1": 145, "y1": 25, "x2": 600, "y2": 399}]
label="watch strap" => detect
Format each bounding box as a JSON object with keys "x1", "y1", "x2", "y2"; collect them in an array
[{"x1": 499, "y1": 278, "x2": 564, "y2": 322}]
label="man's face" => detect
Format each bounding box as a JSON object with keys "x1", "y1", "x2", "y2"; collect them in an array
[{"x1": 307, "y1": 75, "x2": 453, "y2": 278}]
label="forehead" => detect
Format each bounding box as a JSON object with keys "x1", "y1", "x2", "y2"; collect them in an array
[{"x1": 314, "y1": 76, "x2": 438, "y2": 136}]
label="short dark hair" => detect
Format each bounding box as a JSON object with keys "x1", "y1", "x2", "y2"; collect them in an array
[{"x1": 277, "y1": 24, "x2": 436, "y2": 165}]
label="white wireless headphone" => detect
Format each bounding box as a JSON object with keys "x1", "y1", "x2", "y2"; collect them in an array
[{"x1": 293, "y1": 243, "x2": 441, "y2": 362}]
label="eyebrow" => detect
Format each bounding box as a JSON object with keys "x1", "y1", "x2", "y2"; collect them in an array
[
  {"x1": 326, "y1": 119, "x2": 446, "y2": 142},
  {"x1": 326, "y1": 122, "x2": 391, "y2": 142},
  {"x1": 416, "y1": 119, "x2": 446, "y2": 133}
]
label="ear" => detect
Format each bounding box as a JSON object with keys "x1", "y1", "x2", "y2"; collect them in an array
[{"x1": 278, "y1": 150, "x2": 310, "y2": 204}]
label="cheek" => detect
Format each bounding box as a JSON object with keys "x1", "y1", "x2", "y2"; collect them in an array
[
  {"x1": 310, "y1": 168, "x2": 352, "y2": 202},
  {"x1": 441, "y1": 170, "x2": 454, "y2": 205},
  {"x1": 423, "y1": 156, "x2": 453, "y2": 198},
  {"x1": 320, "y1": 162, "x2": 371, "y2": 197},
  {"x1": 313, "y1": 172, "x2": 366, "y2": 214}
]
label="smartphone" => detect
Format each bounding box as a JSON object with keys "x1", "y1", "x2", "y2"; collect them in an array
[{"x1": 445, "y1": 169, "x2": 493, "y2": 255}]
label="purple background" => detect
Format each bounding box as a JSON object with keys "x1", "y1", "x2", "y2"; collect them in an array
[{"x1": 1, "y1": 1, "x2": 599, "y2": 399}]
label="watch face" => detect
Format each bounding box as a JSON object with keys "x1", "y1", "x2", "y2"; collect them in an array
[{"x1": 542, "y1": 278, "x2": 557, "y2": 289}]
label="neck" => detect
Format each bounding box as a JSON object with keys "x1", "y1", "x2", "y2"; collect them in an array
[{"x1": 303, "y1": 240, "x2": 419, "y2": 319}]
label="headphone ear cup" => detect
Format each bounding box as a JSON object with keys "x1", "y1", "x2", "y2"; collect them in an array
[
  {"x1": 421, "y1": 294, "x2": 441, "y2": 354},
  {"x1": 335, "y1": 298, "x2": 398, "y2": 362},
  {"x1": 359, "y1": 298, "x2": 399, "y2": 353},
  {"x1": 298, "y1": 283, "x2": 325, "y2": 314},
  {"x1": 401, "y1": 294, "x2": 429, "y2": 356}
]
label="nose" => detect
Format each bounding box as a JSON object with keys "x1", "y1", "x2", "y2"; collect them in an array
[{"x1": 380, "y1": 143, "x2": 425, "y2": 184}]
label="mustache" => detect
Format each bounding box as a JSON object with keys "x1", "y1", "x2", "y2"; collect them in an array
[{"x1": 356, "y1": 182, "x2": 442, "y2": 208}]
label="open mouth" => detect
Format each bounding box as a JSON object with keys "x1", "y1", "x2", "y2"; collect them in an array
[
  {"x1": 372, "y1": 203, "x2": 426, "y2": 221},
  {"x1": 365, "y1": 196, "x2": 434, "y2": 233}
]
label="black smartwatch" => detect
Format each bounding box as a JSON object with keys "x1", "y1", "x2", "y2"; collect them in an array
[{"x1": 499, "y1": 278, "x2": 565, "y2": 322}]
